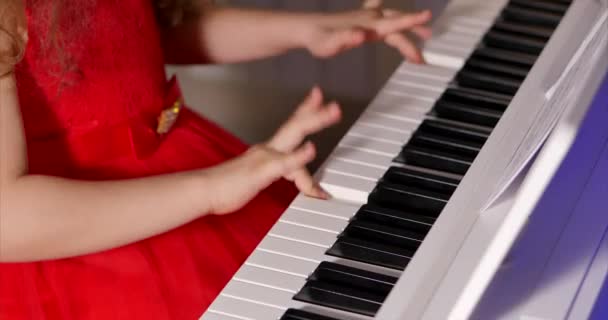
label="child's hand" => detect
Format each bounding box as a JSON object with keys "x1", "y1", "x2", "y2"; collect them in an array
[
  {"x1": 305, "y1": 1, "x2": 432, "y2": 63},
  {"x1": 207, "y1": 87, "x2": 341, "y2": 215}
]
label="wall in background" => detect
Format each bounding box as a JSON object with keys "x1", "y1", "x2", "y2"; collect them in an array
[{"x1": 167, "y1": 0, "x2": 445, "y2": 169}]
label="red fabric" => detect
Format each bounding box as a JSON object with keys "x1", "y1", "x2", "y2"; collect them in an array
[{"x1": 1, "y1": 1, "x2": 297, "y2": 319}]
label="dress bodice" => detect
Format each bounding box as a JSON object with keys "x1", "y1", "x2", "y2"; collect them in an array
[{"x1": 17, "y1": 0, "x2": 168, "y2": 141}]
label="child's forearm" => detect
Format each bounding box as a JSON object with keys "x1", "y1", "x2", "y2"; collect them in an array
[
  {"x1": 1, "y1": 73, "x2": 215, "y2": 262},
  {"x1": 0, "y1": 171, "x2": 212, "y2": 262},
  {"x1": 162, "y1": 7, "x2": 319, "y2": 64}
]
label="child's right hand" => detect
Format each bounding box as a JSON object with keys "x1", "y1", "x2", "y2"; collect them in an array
[{"x1": 205, "y1": 87, "x2": 341, "y2": 215}]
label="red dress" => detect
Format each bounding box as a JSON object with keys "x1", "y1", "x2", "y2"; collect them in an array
[{"x1": 0, "y1": 1, "x2": 297, "y2": 319}]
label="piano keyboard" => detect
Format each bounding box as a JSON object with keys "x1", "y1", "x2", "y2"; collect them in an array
[{"x1": 202, "y1": 0, "x2": 573, "y2": 319}]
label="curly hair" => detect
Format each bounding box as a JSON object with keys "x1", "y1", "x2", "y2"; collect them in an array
[{"x1": 0, "y1": 0, "x2": 27, "y2": 77}]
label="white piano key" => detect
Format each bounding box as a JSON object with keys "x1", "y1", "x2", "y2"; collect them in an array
[
  {"x1": 396, "y1": 63, "x2": 457, "y2": 82},
  {"x1": 279, "y1": 209, "x2": 345, "y2": 233},
  {"x1": 246, "y1": 250, "x2": 317, "y2": 277},
  {"x1": 437, "y1": 20, "x2": 490, "y2": 34},
  {"x1": 233, "y1": 264, "x2": 306, "y2": 293},
  {"x1": 443, "y1": 0, "x2": 506, "y2": 17},
  {"x1": 331, "y1": 146, "x2": 394, "y2": 169},
  {"x1": 435, "y1": 20, "x2": 489, "y2": 37},
  {"x1": 339, "y1": 135, "x2": 402, "y2": 157},
  {"x1": 389, "y1": 74, "x2": 450, "y2": 91},
  {"x1": 290, "y1": 196, "x2": 360, "y2": 220},
  {"x1": 368, "y1": 105, "x2": 430, "y2": 123},
  {"x1": 446, "y1": 4, "x2": 504, "y2": 20},
  {"x1": 317, "y1": 171, "x2": 376, "y2": 204},
  {"x1": 431, "y1": 31, "x2": 482, "y2": 48},
  {"x1": 322, "y1": 158, "x2": 387, "y2": 181},
  {"x1": 383, "y1": 82, "x2": 444, "y2": 100},
  {"x1": 208, "y1": 295, "x2": 283, "y2": 320},
  {"x1": 347, "y1": 123, "x2": 409, "y2": 144},
  {"x1": 357, "y1": 111, "x2": 421, "y2": 133},
  {"x1": 437, "y1": 16, "x2": 496, "y2": 30},
  {"x1": 372, "y1": 95, "x2": 436, "y2": 109},
  {"x1": 466, "y1": 8, "x2": 503, "y2": 20},
  {"x1": 268, "y1": 221, "x2": 337, "y2": 247},
  {"x1": 424, "y1": 40, "x2": 473, "y2": 57},
  {"x1": 371, "y1": 94, "x2": 436, "y2": 113},
  {"x1": 222, "y1": 281, "x2": 290, "y2": 310},
  {"x1": 259, "y1": 236, "x2": 329, "y2": 262},
  {"x1": 201, "y1": 310, "x2": 246, "y2": 320},
  {"x1": 378, "y1": 87, "x2": 438, "y2": 103},
  {"x1": 423, "y1": 46, "x2": 470, "y2": 70}
]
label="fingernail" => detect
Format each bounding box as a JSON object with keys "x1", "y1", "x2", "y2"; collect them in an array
[
  {"x1": 318, "y1": 188, "x2": 331, "y2": 199},
  {"x1": 305, "y1": 141, "x2": 316, "y2": 154}
]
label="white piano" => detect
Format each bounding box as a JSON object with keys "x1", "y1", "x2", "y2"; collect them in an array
[{"x1": 202, "y1": 0, "x2": 608, "y2": 319}]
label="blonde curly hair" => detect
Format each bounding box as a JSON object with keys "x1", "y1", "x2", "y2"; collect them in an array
[{"x1": 0, "y1": 0, "x2": 27, "y2": 77}]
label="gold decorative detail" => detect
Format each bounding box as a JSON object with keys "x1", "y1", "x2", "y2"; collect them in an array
[{"x1": 157, "y1": 99, "x2": 182, "y2": 134}]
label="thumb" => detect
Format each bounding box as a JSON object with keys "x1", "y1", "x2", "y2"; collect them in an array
[
  {"x1": 261, "y1": 142, "x2": 316, "y2": 182},
  {"x1": 316, "y1": 27, "x2": 366, "y2": 58}
]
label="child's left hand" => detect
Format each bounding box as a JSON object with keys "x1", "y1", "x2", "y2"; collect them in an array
[{"x1": 304, "y1": 0, "x2": 432, "y2": 63}]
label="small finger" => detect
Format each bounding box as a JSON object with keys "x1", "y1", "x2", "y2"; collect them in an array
[
  {"x1": 278, "y1": 142, "x2": 316, "y2": 174},
  {"x1": 373, "y1": 10, "x2": 432, "y2": 36},
  {"x1": 269, "y1": 101, "x2": 342, "y2": 152},
  {"x1": 385, "y1": 33, "x2": 425, "y2": 64},
  {"x1": 296, "y1": 85, "x2": 324, "y2": 115},
  {"x1": 411, "y1": 25, "x2": 433, "y2": 40},
  {"x1": 290, "y1": 168, "x2": 330, "y2": 199}
]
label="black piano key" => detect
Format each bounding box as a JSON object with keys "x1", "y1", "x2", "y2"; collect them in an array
[
  {"x1": 293, "y1": 262, "x2": 397, "y2": 317},
  {"x1": 355, "y1": 204, "x2": 435, "y2": 233},
  {"x1": 502, "y1": 6, "x2": 562, "y2": 28},
  {"x1": 473, "y1": 47, "x2": 537, "y2": 69},
  {"x1": 381, "y1": 165, "x2": 460, "y2": 196},
  {"x1": 551, "y1": 0, "x2": 573, "y2": 6},
  {"x1": 396, "y1": 145, "x2": 473, "y2": 175},
  {"x1": 439, "y1": 87, "x2": 511, "y2": 111},
  {"x1": 508, "y1": 0, "x2": 570, "y2": 15},
  {"x1": 418, "y1": 119, "x2": 490, "y2": 144},
  {"x1": 294, "y1": 280, "x2": 382, "y2": 317},
  {"x1": 432, "y1": 100, "x2": 503, "y2": 127},
  {"x1": 483, "y1": 29, "x2": 546, "y2": 55},
  {"x1": 308, "y1": 261, "x2": 397, "y2": 296},
  {"x1": 457, "y1": 68, "x2": 521, "y2": 95},
  {"x1": 464, "y1": 55, "x2": 529, "y2": 79},
  {"x1": 493, "y1": 20, "x2": 553, "y2": 40},
  {"x1": 281, "y1": 309, "x2": 340, "y2": 320},
  {"x1": 368, "y1": 182, "x2": 449, "y2": 216},
  {"x1": 326, "y1": 235, "x2": 413, "y2": 270},
  {"x1": 409, "y1": 132, "x2": 483, "y2": 159},
  {"x1": 343, "y1": 219, "x2": 425, "y2": 250}
]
